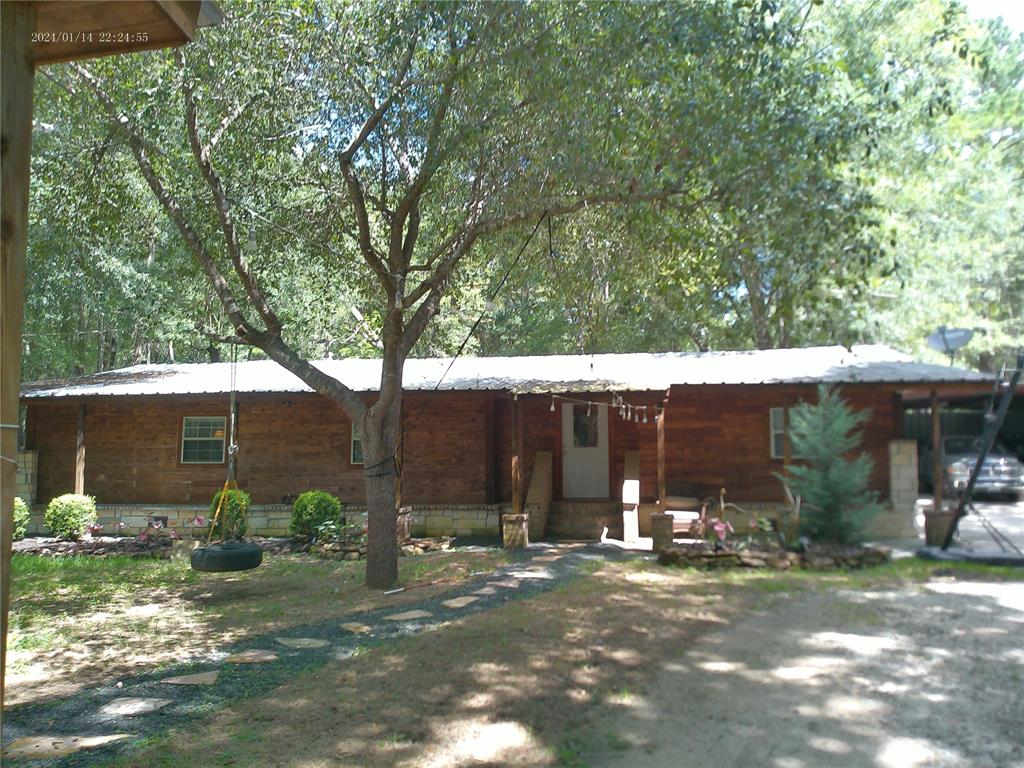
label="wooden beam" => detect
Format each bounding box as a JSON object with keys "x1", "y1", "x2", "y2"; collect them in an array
[
  {"x1": 1, "y1": 0, "x2": 37, "y2": 725},
  {"x1": 75, "y1": 403, "x2": 86, "y2": 494},
  {"x1": 656, "y1": 402, "x2": 666, "y2": 509},
  {"x1": 931, "y1": 389, "x2": 942, "y2": 514},
  {"x1": 32, "y1": 1, "x2": 205, "y2": 65}
]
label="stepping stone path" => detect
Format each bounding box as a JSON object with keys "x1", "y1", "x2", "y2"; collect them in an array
[
  {"x1": 383, "y1": 609, "x2": 433, "y2": 622},
  {"x1": 340, "y1": 622, "x2": 372, "y2": 634},
  {"x1": 100, "y1": 698, "x2": 172, "y2": 716},
  {"x1": 225, "y1": 649, "x2": 279, "y2": 663},
  {"x1": 1, "y1": 543, "x2": 619, "y2": 767},
  {"x1": 3, "y1": 735, "x2": 129, "y2": 760},
  {"x1": 161, "y1": 671, "x2": 220, "y2": 686},
  {"x1": 441, "y1": 595, "x2": 478, "y2": 609},
  {"x1": 508, "y1": 569, "x2": 553, "y2": 580},
  {"x1": 274, "y1": 637, "x2": 331, "y2": 649},
  {"x1": 488, "y1": 579, "x2": 520, "y2": 588}
]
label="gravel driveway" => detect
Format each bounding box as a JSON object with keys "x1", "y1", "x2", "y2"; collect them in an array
[{"x1": 591, "y1": 577, "x2": 1024, "y2": 768}]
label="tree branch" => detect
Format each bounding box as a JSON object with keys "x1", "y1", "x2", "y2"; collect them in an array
[
  {"x1": 340, "y1": 159, "x2": 394, "y2": 292},
  {"x1": 176, "y1": 50, "x2": 283, "y2": 335},
  {"x1": 338, "y1": 35, "x2": 418, "y2": 164},
  {"x1": 72, "y1": 64, "x2": 257, "y2": 342}
]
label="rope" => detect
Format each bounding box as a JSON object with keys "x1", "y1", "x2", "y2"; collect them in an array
[{"x1": 205, "y1": 345, "x2": 241, "y2": 545}]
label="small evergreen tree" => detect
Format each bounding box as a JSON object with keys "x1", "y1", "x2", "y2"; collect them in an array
[{"x1": 776, "y1": 385, "x2": 882, "y2": 544}]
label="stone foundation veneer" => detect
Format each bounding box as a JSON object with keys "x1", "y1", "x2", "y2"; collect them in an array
[{"x1": 27, "y1": 502, "x2": 507, "y2": 539}]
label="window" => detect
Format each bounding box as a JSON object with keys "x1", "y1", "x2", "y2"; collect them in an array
[
  {"x1": 572, "y1": 405, "x2": 599, "y2": 448},
  {"x1": 769, "y1": 407, "x2": 804, "y2": 460},
  {"x1": 181, "y1": 416, "x2": 226, "y2": 464},
  {"x1": 350, "y1": 425, "x2": 363, "y2": 465}
]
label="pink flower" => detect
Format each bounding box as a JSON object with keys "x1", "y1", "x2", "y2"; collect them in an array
[{"x1": 709, "y1": 518, "x2": 734, "y2": 542}]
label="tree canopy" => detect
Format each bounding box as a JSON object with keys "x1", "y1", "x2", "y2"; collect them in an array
[{"x1": 26, "y1": 0, "x2": 1021, "y2": 379}]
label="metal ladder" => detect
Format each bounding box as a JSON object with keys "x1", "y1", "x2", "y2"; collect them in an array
[{"x1": 941, "y1": 352, "x2": 1024, "y2": 551}]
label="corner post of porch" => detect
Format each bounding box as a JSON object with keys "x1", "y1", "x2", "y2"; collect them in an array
[
  {"x1": 931, "y1": 388, "x2": 942, "y2": 513},
  {"x1": 656, "y1": 399, "x2": 666, "y2": 510},
  {"x1": 75, "y1": 402, "x2": 86, "y2": 495},
  {"x1": 2, "y1": 0, "x2": 38, "y2": 720},
  {"x1": 512, "y1": 394, "x2": 525, "y2": 516}
]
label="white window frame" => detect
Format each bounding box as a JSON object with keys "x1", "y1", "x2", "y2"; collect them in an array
[
  {"x1": 350, "y1": 424, "x2": 363, "y2": 466},
  {"x1": 769, "y1": 407, "x2": 787, "y2": 460},
  {"x1": 181, "y1": 416, "x2": 227, "y2": 464}
]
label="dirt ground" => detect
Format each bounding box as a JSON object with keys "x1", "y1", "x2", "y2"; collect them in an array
[
  {"x1": 585, "y1": 577, "x2": 1024, "y2": 768},
  {"x1": 98, "y1": 561, "x2": 1024, "y2": 768}
]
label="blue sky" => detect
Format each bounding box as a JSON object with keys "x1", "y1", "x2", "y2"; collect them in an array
[{"x1": 963, "y1": 0, "x2": 1024, "y2": 33}]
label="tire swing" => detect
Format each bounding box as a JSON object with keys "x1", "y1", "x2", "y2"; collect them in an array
[{"x1": 191, "y1": 346, "x2": 263, "y2": 573}]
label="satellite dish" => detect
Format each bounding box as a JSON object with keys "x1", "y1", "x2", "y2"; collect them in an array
[{"x1": 927, "y1": 326, "x2": 973, "y2": 353}]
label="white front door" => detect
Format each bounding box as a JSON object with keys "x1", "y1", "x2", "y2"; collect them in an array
[{"x1": 562, "y1": 402, "x2": 609, "y2": 499}]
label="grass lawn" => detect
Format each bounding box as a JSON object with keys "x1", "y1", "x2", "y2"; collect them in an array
[
  {"x1": 6, "y1": 548, "x2": 507, "y2": 706},
  {"x1": 99, "y1": 557, "x2": 1024, "y2": 768}
]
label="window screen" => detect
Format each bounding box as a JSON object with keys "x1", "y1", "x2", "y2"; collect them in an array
[{"x1": 181, "y1": 416, "x2": 226, "y2": 464}]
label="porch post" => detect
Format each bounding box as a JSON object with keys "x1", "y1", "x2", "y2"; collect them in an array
[
  {"x1": 511, "y1": 455, "x2": 522, "y2": 516},
  {"x1": 75, "y1": 403, "x2": 86, "y2": 494},
  {"x1": 782, "y1": 397, "x2": 792, "y2": 467},
  {"x1": 656, "y1": 400, "x2": 666, "y2": 509},
  {"x1": 1, "y1": 0, "x2": 37, "y2": 719},
  {"x1": 931, "y1": 389, "x2": 942, "y2": 513},
  {"x1": 513, "y1": 395, "x2": 524, "y2": 516}
]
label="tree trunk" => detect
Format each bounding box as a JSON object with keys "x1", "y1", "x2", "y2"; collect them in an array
[
  {"x1": 739, "y1": 253, "x2": 774, "y2": 349},
  {"x1": 362, "y1": 389, "x2": 402, "y2": 590}
]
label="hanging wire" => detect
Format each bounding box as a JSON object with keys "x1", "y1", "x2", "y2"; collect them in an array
[
  {"x1": 367, "y1": 211, "x2": 553, "y2": 480},
  {"x1": 433, "y1": 211, "x2": 550, "y2": 392}
]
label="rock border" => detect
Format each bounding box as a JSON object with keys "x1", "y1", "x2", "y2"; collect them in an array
[{"x1": 657, "y1": 544, "x2": 891, "y2": 570}]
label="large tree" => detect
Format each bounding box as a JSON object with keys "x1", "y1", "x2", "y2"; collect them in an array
[{"x1": 53, "y1": 0, "x2": 772, "y2": 587}]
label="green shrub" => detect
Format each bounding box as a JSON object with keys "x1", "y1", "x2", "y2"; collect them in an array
[
  {"x1": 776, "y1": 385, "x2": 882, "y2": 545},
  {"x1": 13, "y1": 497, "x2": 31, "y2": 540},
  {"x1": 291, "y1": 490, "x2": 344, "y2": 538},
  {"x1": 44, "y1": 494, "x2": 97, "y2": 540},
  {"x1": 209, "y1": 488, "x2": 251, "y2": 541}
]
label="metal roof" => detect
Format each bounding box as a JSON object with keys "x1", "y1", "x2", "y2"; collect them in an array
[{"x1": 20, "y1": 345, "x2": 993, "y2": 400}]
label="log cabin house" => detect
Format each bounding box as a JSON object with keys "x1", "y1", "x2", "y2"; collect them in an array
[{"x1": 17, "y1": 345, "x2": 993, "y2": 541}]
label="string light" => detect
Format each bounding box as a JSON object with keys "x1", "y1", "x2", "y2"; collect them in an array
[{"x1": 516, "y1": 392, "x2": 661, "y2": 425}]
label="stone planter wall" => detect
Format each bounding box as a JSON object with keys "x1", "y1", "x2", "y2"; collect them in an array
[
  {"x1": 24, "y1": 502, "x2": 504, "y2": 539},
  {"x1": 14, "y1": 450, "x2": 37, "y2": 505}
]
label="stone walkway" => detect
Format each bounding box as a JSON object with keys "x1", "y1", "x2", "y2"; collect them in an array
[{"x1": 2, "y1": 543, "x2": 639, "y2": 766}]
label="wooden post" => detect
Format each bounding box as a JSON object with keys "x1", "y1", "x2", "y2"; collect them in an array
[
  {"x1": 75, "y1": 403, "x2": 86, "y2": 494},
  {"x1": 512, "y1": 455, "x2": 522, "y2": 516},
  {"x1": 931, "y1": 389, "x2": 942, "y2": 514},
  {"x1": 656, "y1": 402, "x2": 666, "y2": 509},
  {"x1": 513, "y1": 394, "x2": 525, "y2": 515},
  {"x1": 2, "y1": 0, "x2": 37, "y2": 722},
  {"x1": 782, "y1": 399, "x2": 792, "y2": 468}
]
